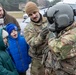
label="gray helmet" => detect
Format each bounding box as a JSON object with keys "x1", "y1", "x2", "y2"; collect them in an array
[{"x1": 46, "y1": 3, "x2": 74, "y2": 32}]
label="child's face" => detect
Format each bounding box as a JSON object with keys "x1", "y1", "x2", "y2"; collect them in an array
[
  {"x1": 3, "y1": 37, "x2": 8, "y2": 45},
  {"x1": 10, "y1": 30, "x2": 18, "y2": 38}
]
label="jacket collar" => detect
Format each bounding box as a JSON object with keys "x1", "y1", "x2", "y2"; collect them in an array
[
  {"x1": 31, "y1": 17, "x2": 47, "y2": 26},
  {"x1": 58, "y1": 22, "x2": 76, "y2": 37}
]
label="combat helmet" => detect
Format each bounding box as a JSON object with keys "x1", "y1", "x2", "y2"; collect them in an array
[{"x1": 46, "y1": 3, "x2": 74, "y2": 32}]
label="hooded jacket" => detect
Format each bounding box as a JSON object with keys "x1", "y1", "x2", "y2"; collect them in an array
[
  {"x1": 8, "y1": 33, "x2": 31, "y2": 73},
  {"x1": 0, "y1": 28, "x2": 19, "y2": 75}
]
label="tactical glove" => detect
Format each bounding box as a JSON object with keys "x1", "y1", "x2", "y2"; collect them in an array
[{"x1": 40, "y1": 27, "x2": 49, "y2": 39}]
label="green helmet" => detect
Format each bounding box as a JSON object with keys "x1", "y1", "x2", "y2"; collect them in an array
[{"x1": 47, "y1": 3, "x2": 74, "y2": 32}]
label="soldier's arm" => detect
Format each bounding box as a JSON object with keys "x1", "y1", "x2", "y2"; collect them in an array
[
  {"x1": 48, "y1": 29, "x2": 76, "y2": 59},
  {"x1": 24, "y1": 26, "x2": 46, "y2": 47}
]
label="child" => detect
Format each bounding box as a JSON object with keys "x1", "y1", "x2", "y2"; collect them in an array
[
  {"x1": 6, "y1": 23, "x2": 31, "y2": 75},
  {"x1": 0, "y1": 28, "x2": 19, "y2": 75}
]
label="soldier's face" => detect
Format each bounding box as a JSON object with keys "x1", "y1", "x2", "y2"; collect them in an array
[
  {"x1": 0, "y1": 7, "x2": 4, "y2": 18},
  {"x1": 28, "y1": 11, "x2": 40, "y2": 22}
]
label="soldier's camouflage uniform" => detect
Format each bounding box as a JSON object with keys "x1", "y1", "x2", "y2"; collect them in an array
[
  {"x1": 46, "y1": 22, "x2": 76, "y2": 75},
  {"x1": 24, "y1": 17, "x2": 50, "y2": 75}
]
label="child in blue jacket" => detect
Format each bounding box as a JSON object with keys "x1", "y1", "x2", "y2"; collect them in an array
[{"x1": 6, "y1": 23, "x2": 31, "y2": 75}]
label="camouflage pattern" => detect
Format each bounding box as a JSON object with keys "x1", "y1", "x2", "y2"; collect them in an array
[
  {"x1": 24, "y1": 17, "x2": 50, "y2": 75},
  {"x1": 24, "y1": 16, "x2": 49, "y2": 58},
  {"x1": 45, "y1": 68, "x2": 56, "y2": 75},
  {"x1": 47, "y1": 22, "x2": 76, "y2": 75},
  {"x1": 31, "y1": 58, "x2": 45, "y2": 75}
]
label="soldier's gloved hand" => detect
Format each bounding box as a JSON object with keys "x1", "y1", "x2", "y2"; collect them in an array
[{"x1": 40, "y1": 27, "x2": 49, "y2": 39}]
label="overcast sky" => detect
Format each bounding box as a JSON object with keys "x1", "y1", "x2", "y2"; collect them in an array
[
  {"x1": 63, "y1": 0, "x2": 76, "y2": 3},
  {"x1": 48, "y1": 0, "x2": 76, "y2": 4}
]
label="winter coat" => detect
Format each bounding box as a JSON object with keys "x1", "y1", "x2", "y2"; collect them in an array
[
  {"x1": 3, "y1": 9, "x2": 21, "y2": 31},
  {"x1": 24, "y1": 16, "x2": 49, "y2": 59},
  {"x1": 47, "y1": 22, "x2": 76, "y2": 74},
  {"x1": 0, "y1": 28, "x2": 19, "y2": 75},
  {"x1": 8, "y1": 33, "x2": 31, "y2": 73}
]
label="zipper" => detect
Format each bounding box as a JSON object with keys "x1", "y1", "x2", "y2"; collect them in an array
[{"x1": 16, "y1": 39, "x2": 24, "y2": 68}]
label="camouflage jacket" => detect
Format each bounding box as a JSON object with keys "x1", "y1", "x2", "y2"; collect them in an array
[
  {"x1": 48, "y1": 22, "x2": 76, "y2": 60},
  {"x1": 24, "y1": 17, "x2": 49, "y2": 59}
]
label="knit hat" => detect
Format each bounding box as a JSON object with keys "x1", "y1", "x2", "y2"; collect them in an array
[
  {"x1": 6, "y1": 23, "x2": 17, "y2": 35},
  {"x1": 25, "y1": 1, "x2": 39, "y2": 15},
  {"x1": 2, "y1": 30, "x2": 8, "y2": 38}
]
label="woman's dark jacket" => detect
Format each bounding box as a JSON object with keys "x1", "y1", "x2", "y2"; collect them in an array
[{"x1": 3, "y1": 9, "x2": 21, "y2": 31}]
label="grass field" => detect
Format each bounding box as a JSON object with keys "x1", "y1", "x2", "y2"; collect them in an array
[{"x1": 7, "y1": 11, "x2": 24, "y2": 18}]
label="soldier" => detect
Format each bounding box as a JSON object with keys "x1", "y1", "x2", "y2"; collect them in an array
[
  {"x1": 46, "y1": 3, "x2": 76, "y2": 75},
  {"x1": 24, "y1": 1, "x2": 49, "y2": 75}
]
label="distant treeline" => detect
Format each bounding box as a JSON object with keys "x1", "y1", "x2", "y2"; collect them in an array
[
  {"x1": 0, "y1": 0, "x2": 26, "y2": 11},
  {"x1": 0, "y1": 0, "x2": 61, "y2": 11}
]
